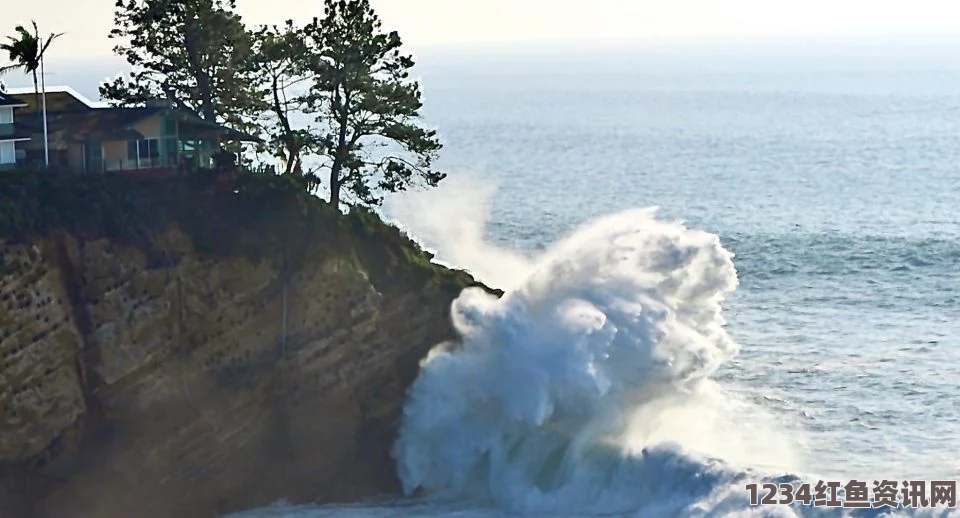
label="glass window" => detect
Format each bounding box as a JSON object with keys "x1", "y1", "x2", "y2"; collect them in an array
[
  {"x1": 127, "y1": 139, "x2": 161, "y2": 160},
  {"x1": 85, "y1": 142, "x2": 103, "y2": 173},
  {"x1": 0, "y1": 141, "x2": 14, "y2": 164},
  {"x1": 143, "y1": 139, "x2": 160, "y2": 158}
]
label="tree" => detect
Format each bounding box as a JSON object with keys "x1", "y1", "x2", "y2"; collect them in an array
[
  {"x1": 100, "y1": 0, "x2": 264, "y2": 133},
  {"x1": 0, "y1": 21, "x2": 63, "y2": 166},
  {"x1": 250, "y1": 22, "x2": 317, "y2": 176},
  {"x1": 301, "y1": 0, "x2": 444, "y2": 208}
]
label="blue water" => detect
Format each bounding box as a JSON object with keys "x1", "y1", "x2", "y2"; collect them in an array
[
  {"x1": 233, "y1": 49, "x2": 960, "y2": 516},
  {"x1": 419, "y1": 63, "x2": 960, "y2": 480}
]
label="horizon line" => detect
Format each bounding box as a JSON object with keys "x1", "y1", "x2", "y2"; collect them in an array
[{"x1": 29, "y1": 31, "x2": 960, "y2": 62}]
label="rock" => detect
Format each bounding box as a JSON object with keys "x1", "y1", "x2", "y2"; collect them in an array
[{"x1": 0, "y1": 224, "x2": 490, "y2": 518}]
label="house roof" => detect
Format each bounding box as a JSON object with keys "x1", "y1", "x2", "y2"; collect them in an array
[
  {"x1": 15, "y1": 106, "x2": 167, "y2": 142},
  {"x1": 0, "y1": 91, "x2": 28, "y2": 108},
  {"x1": 5, "y1": 86, "x2": 99, "y2": 109},
  {"x1": 7, "y1": 90, "x2": 91, "y2": 114},
  {"x1": 9, "y1": 89, "x2": 261, "y2": 143}
]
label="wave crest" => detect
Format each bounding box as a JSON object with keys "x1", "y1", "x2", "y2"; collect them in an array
[{"x1": 393, "y1": 207, "x2": 752, "y2": 514}]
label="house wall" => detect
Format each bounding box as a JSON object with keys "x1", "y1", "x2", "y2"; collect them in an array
[
  {"x1": 132, "y1": 115, "x2": 165, "y2": 138},
  {"x1": 99, "y1": 115, "x2": 172, "y2": 170},
  {"x1": 102, "y1": 140, "x2": 126, "y2": 165},
  {"x1": 93, "y1": 113, "x2": 236, "y2": 172},
  {"x1": 67, "y1": 143, "x2": 84, "y2": 171}
]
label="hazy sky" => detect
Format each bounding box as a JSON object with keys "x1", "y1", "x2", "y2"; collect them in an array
[{"x1": 3, "y1": 0, "x2": 960, "y2": 61}]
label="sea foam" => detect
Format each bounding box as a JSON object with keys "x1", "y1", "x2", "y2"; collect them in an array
[{"x1": 391, "y1": 192, "x2": 776, "y2": 514}]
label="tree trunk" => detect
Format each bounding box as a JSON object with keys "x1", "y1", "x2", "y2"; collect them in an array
[
  {"x1": 194, "y1": 62, "x2": 215, "y2": 121},
  {"x1": 184, "y1": 15, "x2": 215, "y2": 121},
  {"x1": 270, "y1": 74, "x2": 298, "y2": 176},
  {"x1": 329, "y1": 159, "x2": 342, "y2": 208},
  {"x1": 329, "y1": 114, "x2": 349, "y2": 208},
  {"x1": 198, "y1": 70, "x2": 215, "y2": 122},
  {"x1": 32, "y1": 72, "x2": 40, "y2": 167},
  {"x1": 329, "y1": 85, "x2": 351, "y2": 209}
]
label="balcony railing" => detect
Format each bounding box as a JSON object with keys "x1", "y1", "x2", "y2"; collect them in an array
[
  {"x1": 103, "y1": 157, "x2": 177, "y2": 171},
  {"x1": 98, "y1": 157, "x2": 275, "y2": 176}
]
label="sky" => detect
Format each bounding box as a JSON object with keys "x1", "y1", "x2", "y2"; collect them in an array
[
  {"x1": 3, "y1": 0, "x2": 960, "y2": 59},
  {"x1": 2, "y1": 0, "x2": 960, "y2": 96}
]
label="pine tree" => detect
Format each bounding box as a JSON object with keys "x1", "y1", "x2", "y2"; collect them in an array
[
  {"x1": 100, "y1": 0, "x2": 264, "y2": 133},
  {"x1": 301, "y1": 0, "x2": 444, "y2": 208},
  {"x1": 250, "y1": 21, "x2": 317, "y2": 177}
]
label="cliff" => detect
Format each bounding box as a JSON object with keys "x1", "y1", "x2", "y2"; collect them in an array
[{"x1": 0, "y1": 171, "x2": 493, "y2": 518}]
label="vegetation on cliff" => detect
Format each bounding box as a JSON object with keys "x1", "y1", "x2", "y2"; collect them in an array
[{"x1": 0, "y1": 169, "x2": 468, "y2": 292}]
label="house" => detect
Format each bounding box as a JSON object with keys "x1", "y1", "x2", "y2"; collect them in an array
[
  {"x1": 0, "y1": 91, "x2": 30, "y2": 171},
  {"x1": 8, "y1": 87, "x2": 260, "y2": 175}
]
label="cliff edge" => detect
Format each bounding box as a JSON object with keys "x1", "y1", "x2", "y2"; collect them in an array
[{"x1": 0, "y1": 171, "x2": 493, "y2": 518}]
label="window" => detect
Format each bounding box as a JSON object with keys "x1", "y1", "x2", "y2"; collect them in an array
[
  {"x1": 0, "y1": 107, "x2": 12, "y2": 137},
  {"x1": 0, "y1": 141, "x2": 14, "y2": 164},
  {"x1": 143, "y1": 139, "x2": 160, "y2": 158},
  {"x1": 126, "y1": 139, "x2": 161, "y2": 160},
  {"x1": 85, "y1": 142, "x2": 103, "y2": 173}
]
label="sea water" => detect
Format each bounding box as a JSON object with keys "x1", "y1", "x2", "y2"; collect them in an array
[{"x1": 231, "y1": 45, "x2": 960, "y2": 517}]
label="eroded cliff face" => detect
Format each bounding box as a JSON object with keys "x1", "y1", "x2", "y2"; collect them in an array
[{"x1": 0, "y1": 225, "x2": 480, "y2": 518}]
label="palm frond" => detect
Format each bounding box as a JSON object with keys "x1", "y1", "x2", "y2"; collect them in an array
[
  {"x1": 0, "y1": 63, "x2": 27, "y2": 73},
  {"x1": 39, "y1": 32, "x2": 64, "y2": 57},
  {"x1": 0, "y1": 20, "x2": 60, "y2": 75}
]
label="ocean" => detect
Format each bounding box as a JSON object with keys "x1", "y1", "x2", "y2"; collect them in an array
[{"x1": 232, "y1": 44, "x2": 958, "y2": 516}]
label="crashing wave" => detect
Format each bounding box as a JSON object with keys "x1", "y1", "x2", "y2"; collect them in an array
[{"x1": 392, "y1": 207, "x2": 778, "y2": 514}]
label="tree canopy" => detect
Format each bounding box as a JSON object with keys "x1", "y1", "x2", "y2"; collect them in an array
[
  {"x1": 300, "y1": 0, "x2": 444, "y2": 207},
  {"x1": 101, "y1": 0, "x2": 444, "y2": 208},
  {"x1": 249, "y1": 21, "x2": 316, "y2": 177},
  {"x1": 100, "y1": 0, "x2": 263, "y2": 130},
  {"x1": 0, "y1": 21, "x2": 63, "y2": 100}
]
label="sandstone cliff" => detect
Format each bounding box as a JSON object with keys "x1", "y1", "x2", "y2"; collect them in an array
[{"x1": 0, "y1": 172, "x2": 492, "y2": 518}]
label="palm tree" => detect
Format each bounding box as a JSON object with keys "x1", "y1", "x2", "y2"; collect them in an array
[{"x1": 0, "y1": 22, "x2": 64, "y2": 167}]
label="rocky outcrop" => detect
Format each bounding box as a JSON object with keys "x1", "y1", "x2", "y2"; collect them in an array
[{"x1": 0, "y1": 179, "x2": 489, "y2": 518}]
